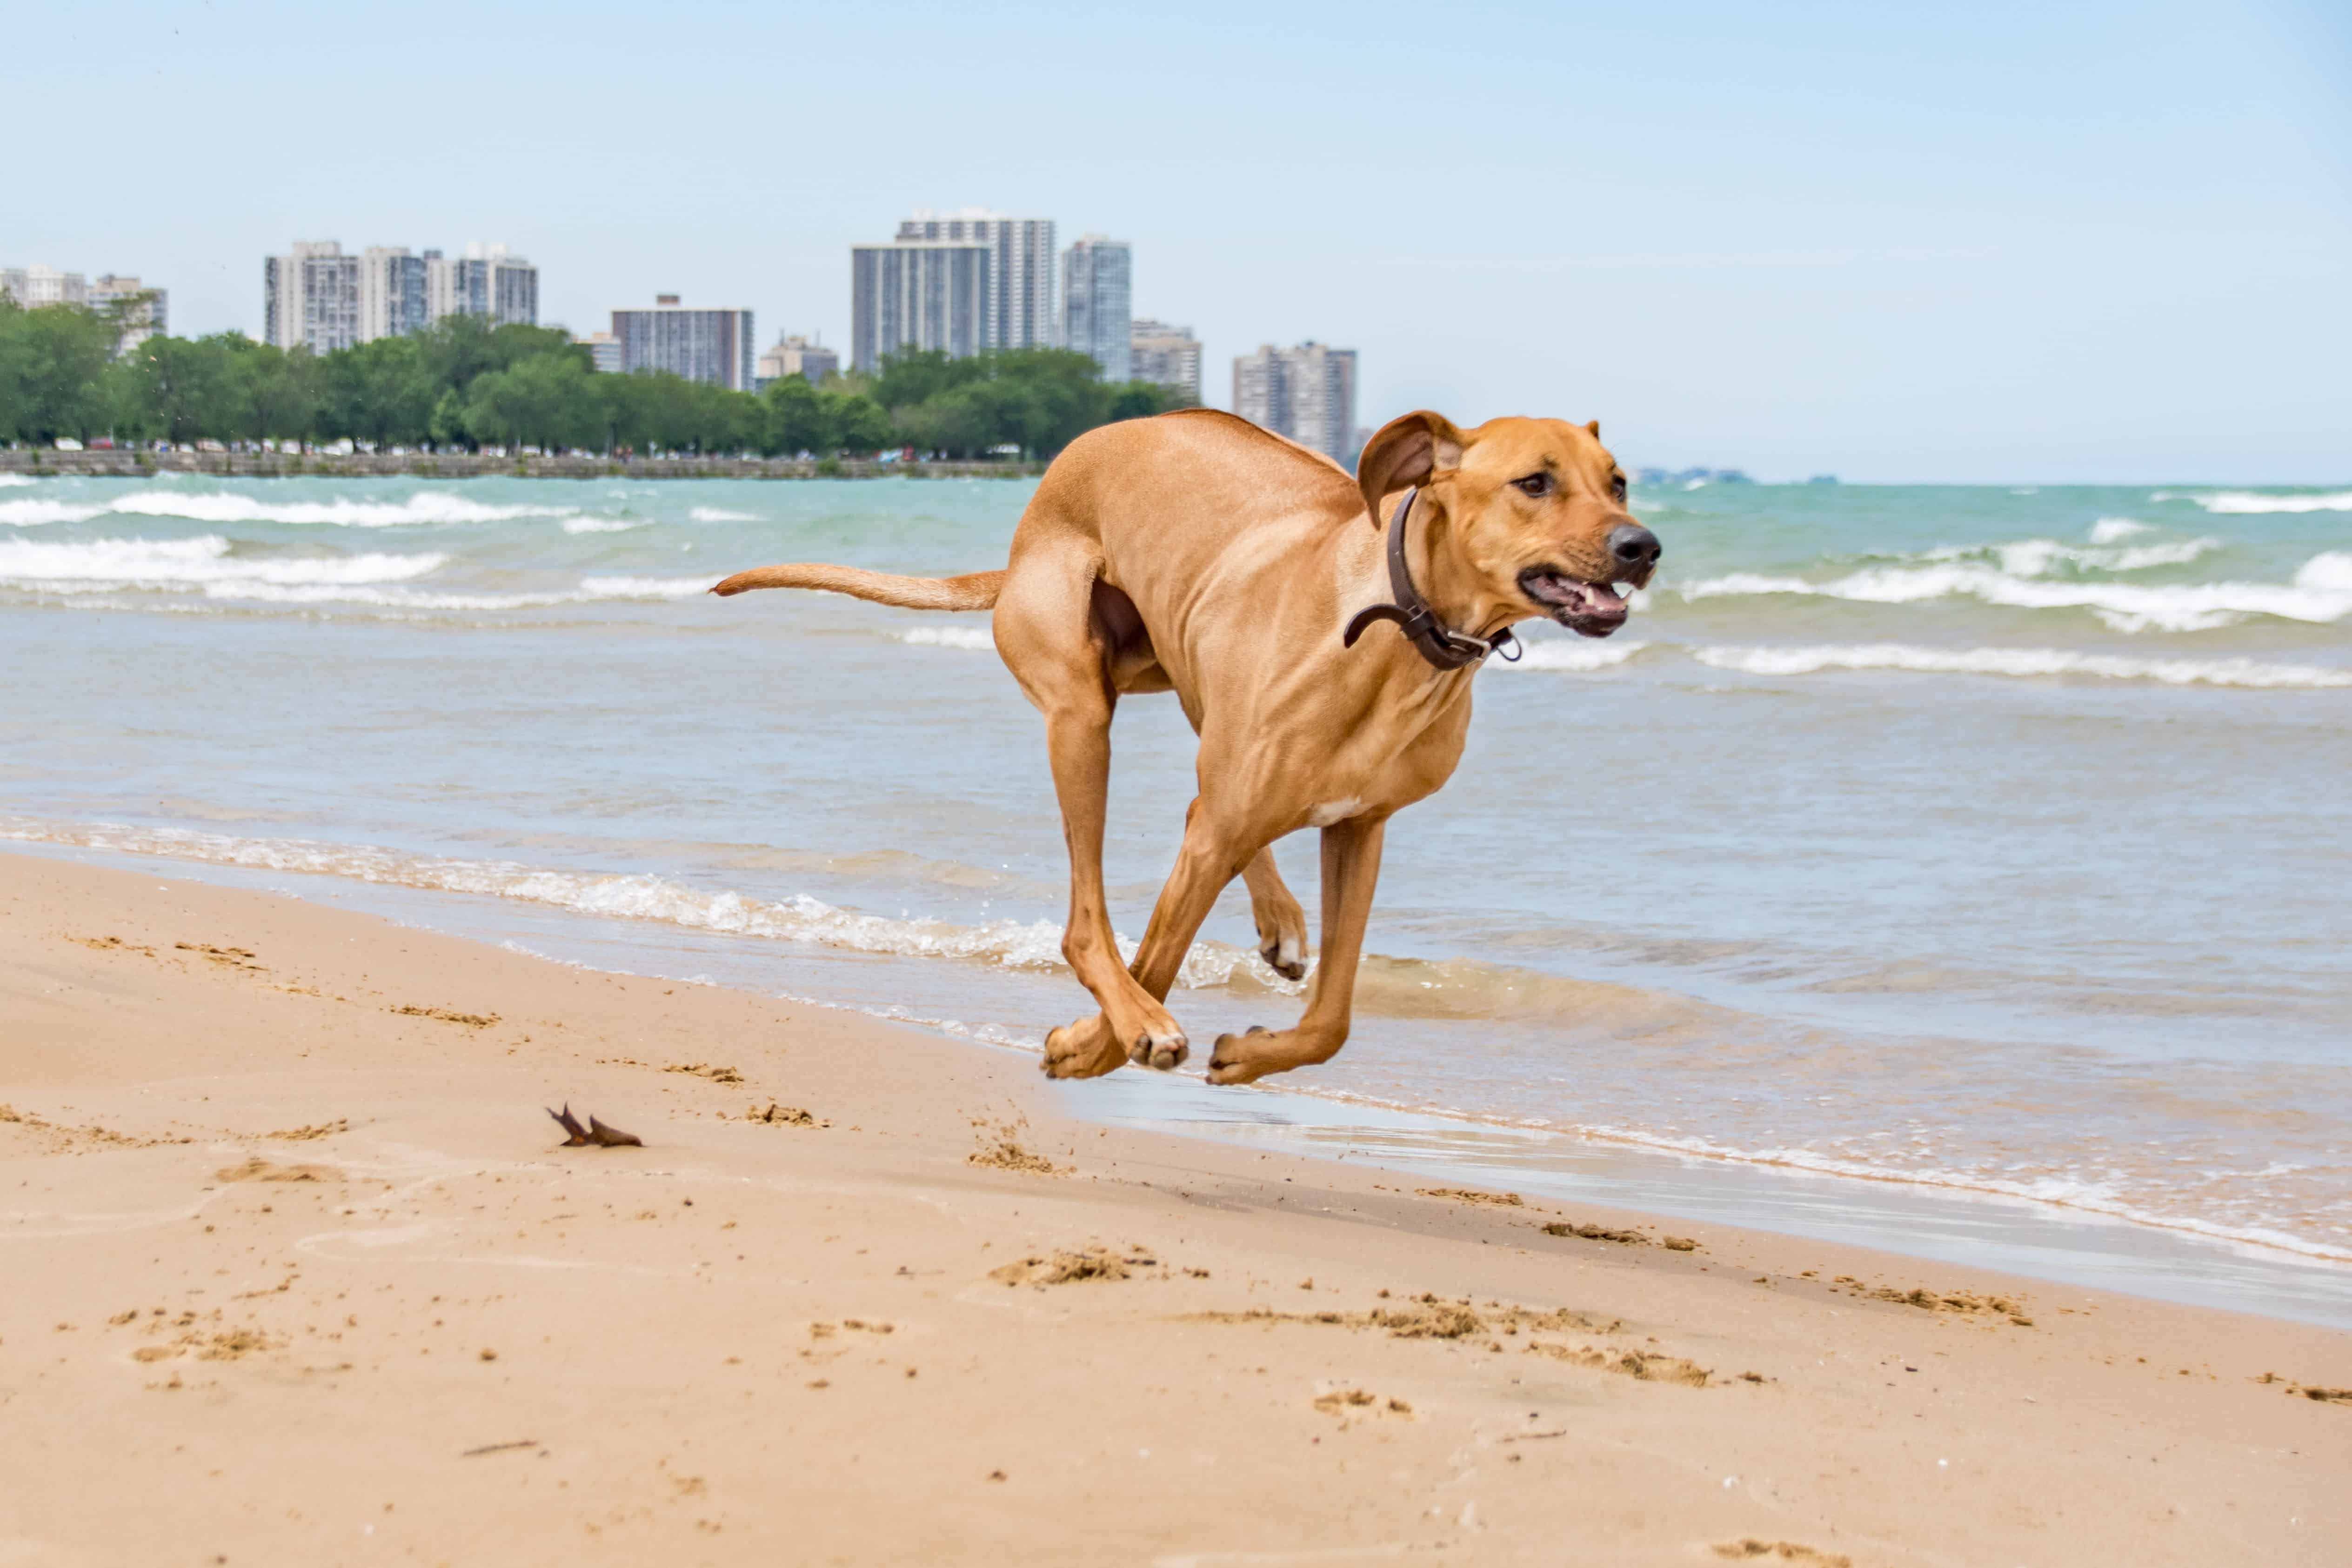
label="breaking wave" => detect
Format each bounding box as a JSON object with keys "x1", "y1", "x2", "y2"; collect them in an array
[
  {"x1": 0, "y1": 499, "x2": 104, "y2": 526},
  {"x1": 689, "y1": 506, "x2": 760, "y2": 522},
  {"x1": 579, "y1": 574, "x2": 716, "y2": 599},
  {"x1": 899, "y1": 626, "x2": 995, "y2": 650},
  {"x1": 561, "y1": 517, "x2": 641, "y2": 534},
  {"x1": 1677, "y1": 552, "x2": 2352, "y2": 632},
  {"x1": 1501, "y1": 638, "x2": 1650, "y2": 672},
  {"x1": 0, "y1": 816, "x2": 1730, "y2": 1030},
  {"x1": 0, "y1": 538, "x2": 736, "y2": 610},
  {"x1": 1685, "y1": 643, "x2": 2352, "y2": 689},
  {"x1": 0, "y1": 534, "x2": 445, "y2": 591},
  {"x1": 2176, "y1": 490, "x2": 2352, "y2": 515},
  {"x1": 102, "y1": 490, "x2": 578, "y2": 527}
]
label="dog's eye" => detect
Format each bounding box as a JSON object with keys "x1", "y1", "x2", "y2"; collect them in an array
[
  {"x1": 1610, "y1": 474, "x2": 1627, "y2": 502},
  {"x1": 1512, "y1": 474, "x2": 1550, "y2": 498}
]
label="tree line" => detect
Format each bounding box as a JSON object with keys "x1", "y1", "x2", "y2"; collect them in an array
[{"x1": 0, "y1": 296, "x2": 1192, "y2": 459}]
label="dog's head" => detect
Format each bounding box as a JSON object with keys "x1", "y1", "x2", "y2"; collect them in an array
[{"x1": 1357, "y1": 411, "x2": 1659, "y2": 639}]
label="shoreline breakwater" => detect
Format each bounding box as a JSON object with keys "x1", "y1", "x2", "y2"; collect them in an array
[{"x1": 0, "y1": 449, "x2": 1045, "y2": 481}]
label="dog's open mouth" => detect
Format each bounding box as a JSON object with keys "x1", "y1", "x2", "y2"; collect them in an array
[{"x1": 1518, "y1": 568, "x2": 1630, "y2": 638}]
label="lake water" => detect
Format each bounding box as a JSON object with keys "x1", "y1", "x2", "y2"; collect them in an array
[{"x1": 3, "y1": 467, "x2": 2347, "y2": 1314}]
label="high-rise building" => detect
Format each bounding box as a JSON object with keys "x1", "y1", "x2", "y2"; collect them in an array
[
  {"x1": 4, "y1": 268, "x2": 166, "y2": 356},
  {"x1": 850, "y1": 240, "x2": 991, "y2": 371},
  {"x1": 455, "y1": 243, "x2": 538, "y2": 327},
  {"x1": 422, "y1": 249, "x2": 457, "y2": 324},
  {"x1": 1232, "y1": 341, "x2": 1358, "y2": 464},
  {"x1": 264, "y1": 241, "x2": 361, "y2": 354},
  {"x1": 1129, "y1": 319, "x2": 1200, "y2": 403},
  {"x1": 412, "y1": 244, "x2": 537, "y2": 330},
  {"x1": 894, "y1": 209, "x2": 1057, "y2": 351},
  {"x1": 1061, "y1": 236, "x2": 1131, "y2": 381},
  {"x1": 86, "y1": 275, "x2": 168, "y2": 355},
  {"x1": 1, "y1": 264, "x2": 87, "y2": 309},
  {"x1": 575, "y1": 332, "x2": 622, "y2": 374},
  {"x1": 358, "y1": 247, "x2": 427, "y2": 342},
  {"x1": 611, "y1": 295, "x2": 755, "y2": 389},
  {"x1": 754, "y1": 334, "x2": 839, "y2": 390}
]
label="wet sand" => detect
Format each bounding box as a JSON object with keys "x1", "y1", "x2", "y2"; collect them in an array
[{"x1": 4, "y1": 852, "x2": 2346, "y2": 1566}]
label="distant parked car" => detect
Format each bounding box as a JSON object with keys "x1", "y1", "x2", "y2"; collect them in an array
[{"x1": 53, "y1": 437, "x2": 84, "y2": 451}]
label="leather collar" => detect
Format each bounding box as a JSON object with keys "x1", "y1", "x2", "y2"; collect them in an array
[{"x1": 1342, "y1": 488, "x2": 1519, "y2": 671}]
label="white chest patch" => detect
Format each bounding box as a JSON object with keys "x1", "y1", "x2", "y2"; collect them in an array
[{"x1": 1307, "y1": 797, "x2": 1368, "y2": 827}]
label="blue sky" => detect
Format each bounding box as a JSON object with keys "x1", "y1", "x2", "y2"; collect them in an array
[{"x1": 9, "y1": 0, "x2": 2346, "y2": 480}]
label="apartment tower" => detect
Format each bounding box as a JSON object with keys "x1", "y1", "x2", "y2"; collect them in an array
[
  {"x1": 358, "y1": 247, "x2": 428, "y2": 342},
  {"x1": 264, "y1": 241, "x2": 361, "y2": 354},
  {"x1": 849, "y1": 240, "x2": 991, "y2": 371},
  {"x1": 893, "y1": 210, "x2": 1057, "y2": 351},
  {"x1": 1061, "y1": 235, "x2": 1132, "y2": 381},
  {"x1": 611, "y1": 295, "x2": 755, "y2": 389},
  {"x1": 1232, "y1": 341, "x2": 1359, "y2": 464},
  {"x1": 1129, "y1": 320, "x2": 1201, "y2": 403}
]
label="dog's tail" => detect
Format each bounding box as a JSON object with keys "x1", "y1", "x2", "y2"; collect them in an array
[{"x1": 708, "y1": 562, "x2": 1004, "y2": 611}]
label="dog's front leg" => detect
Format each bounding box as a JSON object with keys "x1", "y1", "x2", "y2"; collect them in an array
[
  {"x1": 1111, "y1": 798, "x2": 1260, "y2": 1069},
  {"x1": 1240, "y1": 849, "x2": 1309, "y2": 981},
  {"x1": 1207, "y1": 814, "x2": 1386, "y2": 1085}
]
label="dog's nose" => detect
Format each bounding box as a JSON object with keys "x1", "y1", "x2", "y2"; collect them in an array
[{"x1": 1607, "y1": 523, "x2": 1662, "y2": 572}]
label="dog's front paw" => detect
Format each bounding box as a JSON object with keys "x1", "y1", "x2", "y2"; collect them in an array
[
  {"x1": 1042, "y1": 1014, "x2": 1127, "y2": 1079},
  {"x1": 1259, "y1": 935, "x2": 1307, "y2": 982}
]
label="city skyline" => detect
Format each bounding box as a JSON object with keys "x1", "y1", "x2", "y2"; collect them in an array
[
  {"x1": 8, "y1": 1, "x2": 2344, "y2": 479},
  {"x1": 261, "y1": 238, "x2": 538, "y2": 354}
]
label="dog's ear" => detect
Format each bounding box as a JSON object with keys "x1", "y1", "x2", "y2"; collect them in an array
[{"x1": 1356, "y1": 411, "x2": 1464, "y2": 529}]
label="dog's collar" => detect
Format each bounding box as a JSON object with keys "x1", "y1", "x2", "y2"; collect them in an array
[{"x1": 1342, "y1": 488, "x2": 1520, "y2": 671}]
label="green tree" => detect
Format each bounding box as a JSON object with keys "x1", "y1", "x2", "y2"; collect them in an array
[
  {"x1": 0, "y1": 298, "x2": 120, "y2": 444},
  {"x1": 324, "y1": 334, "x2": 438, "y2": 448},
  {"x1": 121, "y1": 334, "x2": 251, "y2": 445},
  {"x1": 462, "y1": 353, "x2": 601, "y2": 452}
]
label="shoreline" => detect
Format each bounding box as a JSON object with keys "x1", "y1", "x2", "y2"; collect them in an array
[
  {"x1": 8, "y1": 829, "x2": 2350, "y2": 1330},
  {"x1": 0, "y1": 449, "x2": 1045, "y2": 482},
  {"x1": 6, "y1": 850, "x2": 2348, "y2": 1564},
  {"x1": 11, "y1": 830, "x2": 2350, "y2": 1330}
]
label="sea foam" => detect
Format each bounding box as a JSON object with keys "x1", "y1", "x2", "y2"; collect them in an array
[
  {"x1": 1677, "y1": 553, "x2": 2352, "y2": 632},
  {"x1": 0, "y1": 499, "x2": 104, "y2": 527},
  {"x1": 1687, "y1": 643, "x2": 2352, "y2": 689},
  {"x1": 2179, "y1": 490, "x2": 2352, "y2": 514},
  {"x1": 104, "y1": 490, "x2": 578, "y2": 527},
  {"x1": 0, "y1": 534, "x2": 446, "y2": 589},
  {"x1": 688, "y1": 506, "x2": 760, "y2": 522},
  {"x1": 1498, "y1": 638, "x2": 1650, "y2": 672},
  {"x1": 898, "y1": 626, "x2": 995, "y2": 650},
  {"x1": 580, "y1": 574, "x2": 716, "y2": 599}
]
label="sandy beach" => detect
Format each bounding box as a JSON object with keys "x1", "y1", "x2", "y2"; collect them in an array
[{"x1": 4, "y1": 849, "x2": 2346, "y2": 1566}]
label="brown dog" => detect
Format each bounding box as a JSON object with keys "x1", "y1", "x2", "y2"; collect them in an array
[{"x1": 714, "y1": 408, "x2": 1658, "y2": 1083}]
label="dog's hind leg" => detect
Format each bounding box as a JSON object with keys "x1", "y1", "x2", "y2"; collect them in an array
[
  {"x1": 994, "y1": 548, "x2": 1189, "y2": 1079},
  {"x1": 1206, "y1": 815, "x2": 1387, "y2": 1085},
  {"x1": 1241, "y1": 849, "x2": 1309, "y2": 981}
]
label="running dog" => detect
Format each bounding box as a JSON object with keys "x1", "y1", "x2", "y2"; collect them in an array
[{"x1": 714, "y1": 409, "x2": 1659, "y2": 1083}]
